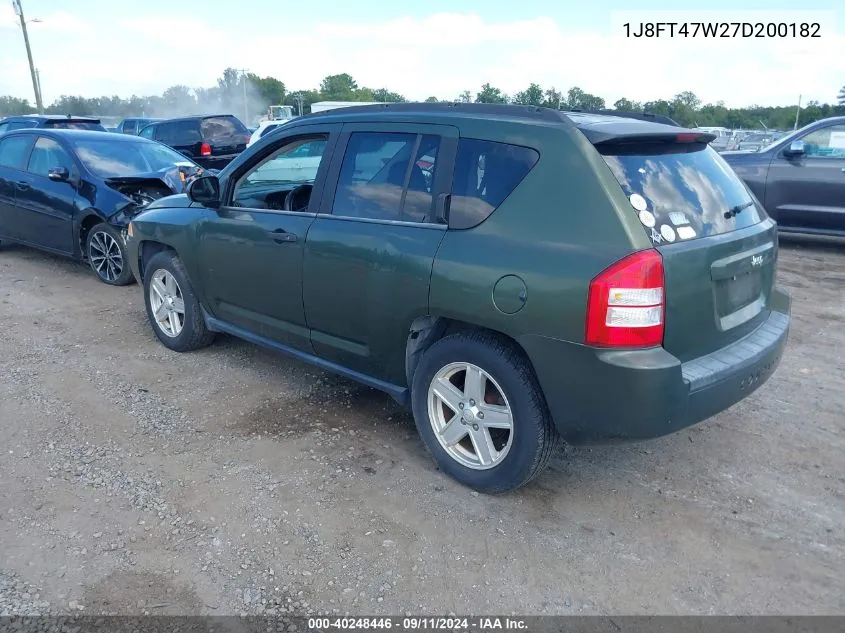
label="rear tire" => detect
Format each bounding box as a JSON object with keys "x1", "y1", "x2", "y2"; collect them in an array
[
  {"x1": 86, "y1": 223, "x2": 134, "y2": 286},
  {"x1": 411, "y1": 331, "x2": 558, "y2": 494},
  {"x1": 143, "y1": 251, "x2": 214, "y2": 352}
]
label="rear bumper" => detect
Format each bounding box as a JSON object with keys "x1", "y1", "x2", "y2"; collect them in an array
[{"x1": 520, "y1": 287, "x2": 791, "y2": 442}]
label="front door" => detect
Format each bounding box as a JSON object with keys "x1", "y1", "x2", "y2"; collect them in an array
[
  {"x1": 766, "y1": 123, "x2": 845, "y2": 233},
  {"x1": 194, "y1": 124, "x2": 340, "y2": 352},
  {"x1": 303, "y1": 123, "x2": 457, "y2": 385},
  {"x1": 0, "y1": 134, "x2": 35, "y2": 241},
  {"x1": 15, "y1": 135, "x2": 78, "y2": 253}
]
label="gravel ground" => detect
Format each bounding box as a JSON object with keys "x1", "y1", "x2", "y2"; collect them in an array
[{"x1": 0, "y1": 237, "x2": 843, "y2": 616}]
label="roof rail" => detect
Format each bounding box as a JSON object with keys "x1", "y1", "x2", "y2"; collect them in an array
[{"x1": 566, "y1": 109, "x2": 682, "y2": 127}]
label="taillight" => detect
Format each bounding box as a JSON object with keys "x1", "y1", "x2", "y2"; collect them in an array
[
  {"x1": 200, "y1": 142, "x2": 212, "y2": 156},
  {"x1": 585, "y1": 249, "x2": 664, "y2": 348}
]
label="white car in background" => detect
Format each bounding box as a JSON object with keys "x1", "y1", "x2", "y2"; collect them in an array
[{"x1": 247, "y1": 121, "x2": 288, "y2": 147}]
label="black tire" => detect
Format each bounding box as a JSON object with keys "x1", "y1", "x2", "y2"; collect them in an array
[
  {"x1": 143, "y1": 251, "x2": 214, "y2": 352},
  {"x1": 86, "y1": 223, "x2": 134, "y2": 286},
  {"x1": 411, "y1": 331, "x2": 559, "y2": 494}
]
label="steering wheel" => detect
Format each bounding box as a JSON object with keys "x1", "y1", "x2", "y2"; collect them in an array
[{"x1": 283, "y1": 184, "x2": 313, "y2": 212}]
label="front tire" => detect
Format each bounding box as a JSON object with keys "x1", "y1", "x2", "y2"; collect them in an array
[
  {"x1": 86, "y1": 223, "x2": 134, "y2": 286},
  {"x1": 143, "y1": 251, "x2": 214, "y2": 352},
  {"x1": 411, "y1": 331, "x2": 559, "y2": 494}
]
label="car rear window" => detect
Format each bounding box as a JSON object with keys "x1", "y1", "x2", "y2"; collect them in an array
[
  {"x1": 600, "y1": 144, "x2": 763, "y2": 244},
  {"x1": 201, "y1": 116, "x2": 248, "y2": 140},
  {"x1": 44, "y1": 121, "x2": 105, "y2": 131},
  {"x1": 449, "y1": 138, "x2": 539, "y2": 230}
]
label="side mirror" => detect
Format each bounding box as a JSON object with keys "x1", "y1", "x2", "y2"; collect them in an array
[
  {"x1": 187, "y1": 175, "x2": 220, "y2": 208},
  {"x1": 48, "y1": 167, "x2": 70, "y2": 182},
  {"x1": 785, "y1": 140, "x2": 805, "y2": 156}
]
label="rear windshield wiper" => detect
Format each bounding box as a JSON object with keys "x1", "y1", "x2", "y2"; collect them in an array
[{"x1": 724, "y1": 200, "x2": 754, "y2": 219}]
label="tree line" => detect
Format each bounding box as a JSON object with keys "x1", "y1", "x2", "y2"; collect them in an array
[{"x1": 2, "y1": 68, "x2": 844, "y2": 131}]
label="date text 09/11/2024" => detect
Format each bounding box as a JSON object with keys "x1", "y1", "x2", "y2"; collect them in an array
[
  {"x1": 308, "y1": 617, "x2": 529, "y2": 630},
  {"x1": 622, "y1": 22, "x2": 821, "y2": 38}
]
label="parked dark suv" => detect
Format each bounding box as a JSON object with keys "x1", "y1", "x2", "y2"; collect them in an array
[
  {"x1": 126, "y1": 104, "x2": 791, "y2": 493},
  {"x1": 138, "y1": 115, "x2": 250, "y2": 169},
  {"x1": 0, "y1": 115, "x2": 106, "y2": 134}
]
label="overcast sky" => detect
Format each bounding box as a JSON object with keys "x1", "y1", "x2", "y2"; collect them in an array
[{"x1": 1, "y1": 0, "x2": 842, "y2": 108}]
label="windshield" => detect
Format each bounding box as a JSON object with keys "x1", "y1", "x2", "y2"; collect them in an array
[
  {"x1": 601, "y1": 144, "x2": 763, "y2": 243},
  {"x1": 74, "y1": 139, "x2": 196, "y2": 178}
]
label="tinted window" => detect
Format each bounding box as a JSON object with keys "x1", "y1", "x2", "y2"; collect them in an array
[
  {"x1": 233, "y1": 135, "x2": 329, "y2": 210},
  {"x1": 0, "y1": 135, "x2": 33, "y2": 170},
  {"x1": 601, "y1": 145, "x2": 762, "y2": 243},
  {"x1": 157, "y1": 121, "x2": 201, "y2": 146},
  {"x1": 74, "y1": 138, "x2": 195, "y2": 178},
  {"x1": 121, "y1": 120, "x2": 136, "y2": 134},
  {"x1": 27, "y1": 137, "x2": 74, "y2": 177},
  {"x1": 44, "y1": 120, "x2": 104, "y2": 131},
  {"x1": 801, "y1": 124, "x2": 845, "y2": 158},
  {"x1": 201, "y1": 116, "x2": 248, "y2": 140},
  {"x1": 139, "y1": 125, "x2": 155, "y2": 139},
  {"x1": 332, "y1": 132, "x2": 442, "y2": 222},
  {"x1": 449, "y1": 138, "x2": 539, "y2": 230},
  {"x1": 9, "y1": 121, "x2": 36, "y2": 131}
]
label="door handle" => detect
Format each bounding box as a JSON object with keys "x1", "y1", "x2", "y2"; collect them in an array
[
  {"x1": 15, "y1": 181, "x2": 30, "y2": 191},
  {"x1": 267, "y1": 229, "x2": 297, "y2": 243}
]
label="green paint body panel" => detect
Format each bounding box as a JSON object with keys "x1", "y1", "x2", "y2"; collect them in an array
[{"x1": 126, "y1": 104, "x2": 791, "y2": 442}]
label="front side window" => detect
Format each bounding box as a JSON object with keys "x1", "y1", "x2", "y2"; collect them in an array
[
  {"x1": 0, "y1": 135, "x2": 34, "y2": 170},
  {"x1": 331, "y1": 132, "x2": 441, "y2": 223},
  {"x1": 27, "y1": 137, "x2": 74, "y2": 177},
  {"x1": 122, "y1": 120, "x2": 137, "y2": 134},
  {"x1": 233, "y1": 135, "x2": 329, "y2": 211},
  {"x1": 800, "y1": 124, "x2": 845, "y2": 158},
  {"x1": 139, "y1": 125, "x2": 155, "y2": 139}
]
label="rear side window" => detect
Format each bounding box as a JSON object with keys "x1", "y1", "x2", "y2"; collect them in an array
[
  {"x1": 0, "y1": 135, "x2": 33, "y2": 170},
  {"x1": 601, "y1": 145, "x2": 762, "y2": 243},
  {"x1": 158, "y1": 121, "x2": 201, "y2": 146},
  {"x1": 332, "y1": 132, "x2": 441, "y2": 223},
  {"x1": 449, "y1": 139, "x2": 539, "y2": 230},
  {"x1": 201, "y1": 116, "x2": 248, "y2": 139},
  {"x1": 121, "y1": 120, "x2": 136, "y2": 134}
]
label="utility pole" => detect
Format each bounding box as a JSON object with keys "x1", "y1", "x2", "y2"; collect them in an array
[
  {"x1": 234, "y1": 68, "x2": 250, "y2": 124},
  {"x1": 793, "y1": 94, "x2": 802, "y2": 130},
  {"x1": 12, "y1": 0, "x2": 43, "y2": 112},
  {"x1": 35, "y1": 68, "x2": 42, "y2": 108}
]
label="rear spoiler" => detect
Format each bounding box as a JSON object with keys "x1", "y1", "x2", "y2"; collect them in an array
[{"x1": 567, "y1": 109, "x2": 682, "y2": 127}]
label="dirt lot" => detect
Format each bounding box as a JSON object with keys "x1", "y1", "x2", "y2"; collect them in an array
[{"x1": 0, "y1": 237, "x2": 843, "y2": 617}]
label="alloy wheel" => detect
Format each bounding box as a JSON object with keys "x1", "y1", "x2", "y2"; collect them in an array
[
  {"x1": 89, "y1": 230, "x2": 124, "y2": 282},
  {"x1": 427, "y1": 362, "x2": 514, "y2": 470},
  {"x1": 149, "y1": 269, "x2": 185, "y2": 338}
]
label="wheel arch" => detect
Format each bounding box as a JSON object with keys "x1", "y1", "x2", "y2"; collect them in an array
[
  {"x1": 137, "y1": 240, "x2": 178, "y2": 282},
  {"x1": 405, "y1": 316, "x2": 537, "y2": 391},
  {"x1": 76, "y1": 210, "x2": 107, "y2": 258}
]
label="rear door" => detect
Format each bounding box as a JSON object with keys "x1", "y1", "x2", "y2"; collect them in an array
[
  {"x1": 764, "y1": 123, "x2": 845, "y2": 234},
  {"x1": 15, "y1": 135, "x2": 78, "y2": 253},
  {"x1": 156, "y1": 120, "x2": 202, "y2": 159},
  {"x1": 0, "y1": 134, "x2": 36, "y2": 241},
  {"x1": 599, "y1": 138, "x2": 777, "y2": 362},
  {"x1": 302, "y1": 123, "x2": 457, "y2": 385}
]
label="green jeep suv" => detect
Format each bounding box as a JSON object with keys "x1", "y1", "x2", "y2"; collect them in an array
[{"x1": 126, "y1": 104, "x2": 791, "y2": 493}]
